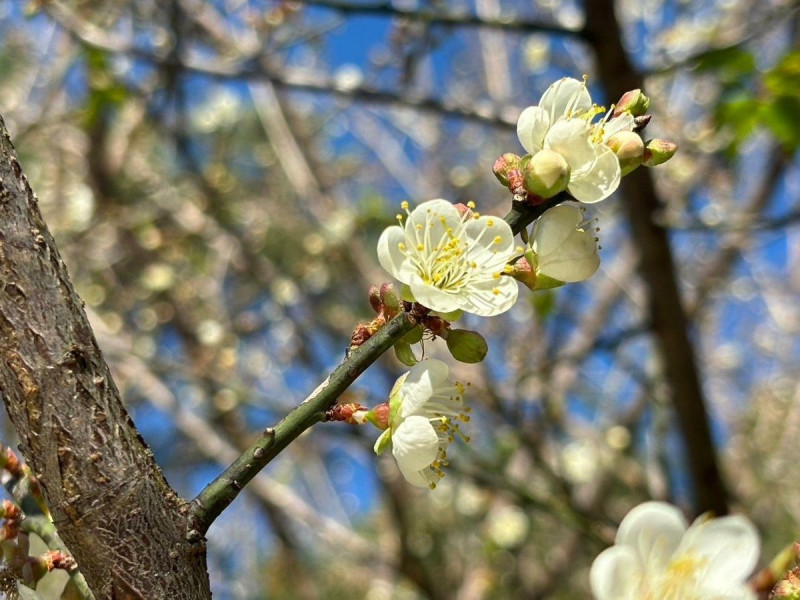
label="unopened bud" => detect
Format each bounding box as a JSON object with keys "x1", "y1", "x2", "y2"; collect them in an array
[
  {"x1": 453, "y1": 203, "x2": 473, "y2": 219},
  {"x1": 44, "y1": 550, "x2": 77, "y2": 574},
  {"x1": 614, "y1": 89, "x2": 650, "y2": 117},
  {"x1": 642, "y1": 139, "x2": 678, "y2": 167},
  {"x1": 492, "y1": 153, "x2": 521, "y2": 187},
  {"x1": 606, "y1": 131, "x2": 644, "y2": 176},
  {"x1": 633, "y1": 114, "x2": 652, "y2": 132},
  {"x1": 509, "y1": 256, "x2": 536, "y2": 289},
  {"x1": 446, "y1": 329, "x2": 488, "y2": 363},
  {"x1": 522, "y1": 150, "x2": 570, "y2": 199},
  {"x1": 368, "y1": 285, "x2": 381, "y2": 314},
  {"x1": 325, "y1": 403, "x2": 369, "y2": 424},
  {"x1": 380, "y1": 283, "x2": 401, "y2": 315},
  {"x1": 772, "y1": 570, "x2": 800, "y2": 598},
  {"x1": 23, "y1": 555, "x2": 50, "y2": 587},
  {"x1": 509, "y1": 256, "x2": 565, "y2": 291},
  {"x1": 366, "y1": 403, "x2": 390, "y2": 430}
]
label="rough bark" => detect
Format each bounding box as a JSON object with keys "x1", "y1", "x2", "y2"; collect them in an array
[
  {"x1": 584, "y1": 0, "x2": 729, "y2": 515},
  {"x1": 0, "y1": 115, "x2": 211, "y2": 598}
]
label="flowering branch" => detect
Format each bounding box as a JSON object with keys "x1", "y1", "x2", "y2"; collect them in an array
[{"x1": 189, "y1": 196, "x2": 567, "y2": 531}]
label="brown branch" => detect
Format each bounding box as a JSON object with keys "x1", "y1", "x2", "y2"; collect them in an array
[
  {"x1": 294, "y1": 0, "x2": 587, "y2": 38},
  {"x1": 584, "y1": 0, "x2": 729, "y2": 516},
  {"x1": 0, "y1": 116, "x2": 212, "y2": 598}
]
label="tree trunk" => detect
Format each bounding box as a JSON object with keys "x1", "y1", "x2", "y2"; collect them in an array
[
  {"x1": 0, "y1": 115, "x2": 211, "y2": 598},
  {"x1": 584, "y1": 0, "x2": 729, "y2": 516}
]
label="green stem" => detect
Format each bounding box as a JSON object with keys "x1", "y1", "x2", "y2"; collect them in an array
[
  {"x1": 190, "y1": 311, "x2": 418, "y2": 531},
  {"x1": 20, "y1": 516, "x2": 96, "y2": 600},
  {"x1": 190, "y1": 193, "x2": 567, "y2": 532}
]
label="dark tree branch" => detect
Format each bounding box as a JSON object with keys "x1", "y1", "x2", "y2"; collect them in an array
[
  {"x1": 295, "y1": 0, "x2": 587, "y2": 38},
  {"x1": 585, "y1": 0, "x2": 729, "y2": 516}
]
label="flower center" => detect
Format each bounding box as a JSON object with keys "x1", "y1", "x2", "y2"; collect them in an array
[{"x1": 642, "y1": 552, "x2": 709, "y2": 600}]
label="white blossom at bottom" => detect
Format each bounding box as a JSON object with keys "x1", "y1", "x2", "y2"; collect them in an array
[{"x1": 590, "y1": 501, "x2": 760, "y2": 600}]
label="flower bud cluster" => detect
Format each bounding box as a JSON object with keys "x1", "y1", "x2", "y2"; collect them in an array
[{"x1": 496, "y1": 78, "x2": 677, "y2": 204}]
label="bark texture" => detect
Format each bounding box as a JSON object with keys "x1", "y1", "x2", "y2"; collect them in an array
[
  {"x1": 585, "y1": 0, "x2": 729, "y2": 515},
  {"x1": 0, "y1": 116, "x2": 211, "y2": 598}
]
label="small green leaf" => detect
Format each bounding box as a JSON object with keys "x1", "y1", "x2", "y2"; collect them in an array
[
  {"x1": 394, "y1": 341, "x2": 418, "y2": 366},
  {"x1": 532, "y1": 273, "x2": 565, "y2": 291},
  {"x1": 761, "y1": 94, "x2": 800, "y2": 151},
  {"x1": 400, "y1": 284, "x2": 416, "y2": 303},
  {"x1": 446, "y1": 329, "x2": 488, "y2": 363},
  {"x1": 402, "y1": 325, "x2": 424, "y2": 345}
]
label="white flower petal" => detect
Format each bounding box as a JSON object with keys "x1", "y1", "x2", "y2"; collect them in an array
[
  {"x1": 679, "y1": 515, "x2": 760, "y2": 589},
  {"x1": 377, "y1": 199, "x2": 518, "y2": 316},
  {"x1": 458, "y1": 276, "x2": 519, "y2": 317},
  {"x1": 539, "y1": 77, "x2": 592, "y2": 120},
  {"x1": 404, "y1": 199, "x2": 460, "y2": 249},
  {"x1": 396, "y1": 460, "x2": 431, "y2": 488},
  {"x1": 392, "y1": 415, "x2": 439, "y2": 471},
  {"x1": 516, "y1": 106, "x2": 550, "y2": 155},
  {"x1": 536, "y1": 229, "x2": 600, "y2": 283},
  {"x1": 465, "y1": 215, "x2": 515, "y2": 254},
  {"x1": 600, "y1": 112, "x2": 635, "y2": 141},
  {"x1": 532, "y1": 205, "x2": 583, "y2": 257},
  {"x1": 409, "y1": 276, "x2": 464, "y2": 314},
  {"x1": 545, "y1": 119, "x2": 596, "y2": 173},
  {"x1": 700, "y1": 583, "x2": 757, "y2": 600},
  {"x1": 616, "y1": 502, "x2": 687, "y2": 572},
  {"x1": 590, "y1": 545, "x2": 643, "y2": 600},
  {"x1": 399, "y1": 359, "x2": 451, "y2": 418},
  {"x1": 568, "y1": 144, "x2": 621, "y2": 204},
  {"x1": 377, "y1": 226, "x2": 408, "y2": 282}
]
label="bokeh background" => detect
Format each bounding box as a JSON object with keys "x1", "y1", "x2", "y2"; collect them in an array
[{"x1": 1, "y1": 0, "x2": 800, "y2": 598}]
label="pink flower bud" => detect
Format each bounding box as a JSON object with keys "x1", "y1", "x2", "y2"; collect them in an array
[
  {"x1": 379, "y1": 282, "x2": 401, "y2": 315},
  {"x1": 642, "y1": 139, "x2": 678, "y2": 167},
  {"x1": 614, "y1": 89, "x2": 651, "y2": 117},
  {"x1": 368, "y1": 285, "x2": 381, "y2": 314},
  {"x1": 492, "y1": 153, "x2": 522, "y2": 187}
]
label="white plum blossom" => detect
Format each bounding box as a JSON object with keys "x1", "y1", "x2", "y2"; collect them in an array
[
  {"x1": 590, "y1": 501, "x2": 760, "y2": 600},
  {"x1": 374, "y1": 359, "x2": 469, "y2": 488},
  {"x1": 532, "y1": 204, "x2": 600, "y2": 283},
  {"x1": 377, "y1": 199, "x2": 519, "y2": 316},
  {"x1": 516, "y1": 77, "x2": 636, "y2": 203}
]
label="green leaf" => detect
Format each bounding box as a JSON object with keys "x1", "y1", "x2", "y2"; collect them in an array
[
  {"x1": 402, "y1": 325, "x2": 424, "y2": 345},
  {"x1": 765, "y1": 50, "x2": 800, "y2": 96},
  {"x1": 446, "y1": 329, "x2": 488, "y2": 363},
  {"x1": 394, "y1": 341, "x2": 418, "y2": 366},
  {"x1": 761, "y1": 94, "x2": 800, "y2": 151}
]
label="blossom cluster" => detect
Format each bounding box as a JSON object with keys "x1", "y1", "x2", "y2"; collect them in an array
[{"x1": 339, "y1": 77, "x2": 676, "y2": 490}]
